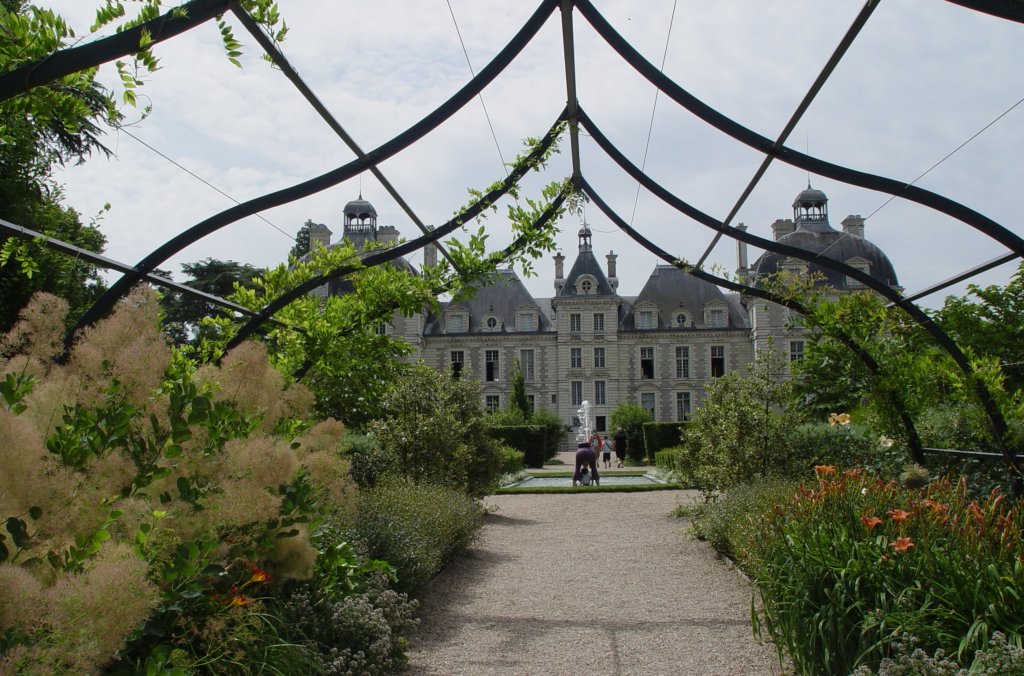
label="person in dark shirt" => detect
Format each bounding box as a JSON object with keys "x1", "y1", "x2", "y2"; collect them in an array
[
  {"x1": 613, "y1": 428, "x2": 627, "y2": 469},
  {"x1": 573, "y1": 441, "x2": 600, "y2": 486}
]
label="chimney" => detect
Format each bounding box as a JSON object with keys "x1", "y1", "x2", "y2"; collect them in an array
[
  {"x1": 554, "y1": 252, "x2": 565, "y2": 293},
  {"x1": 307, "y1": 223, "x2": 332, "y2": 250},
  {"x1": 423, "y1": 225, "x2": 438, "y2": 268},
  {"x1": 606, "y1": 250, "x2": 618, "y2": 291},
  {"x1": 377, "y1": 225, "x2": 399, "y2": 245},
  {"x1": 841, "y1": 214, "x2": 865, "y2": 237},
  {"x1": 735, "y1": 224, "x2": 749, "y2": 280},
  {"x1": 771, "y1": 218, "x2": 795, "y2": 241}
]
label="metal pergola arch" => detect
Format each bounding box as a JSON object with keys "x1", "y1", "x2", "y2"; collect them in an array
[{"x1": 0, "y1": 0, "x2": 1020, "y2": 476}]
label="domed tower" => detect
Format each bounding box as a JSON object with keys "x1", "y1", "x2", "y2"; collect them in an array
[
  {"x1": 749, "y1": 185, "x2": 901, "y2": 358},
  {"x1": 343, "y1": 195, "x2": 378, "y2": 250},
  {"x1": 792, "y1": 184, "x2": 831, "y2": 232},
  {"x1": 752, "y1": 185, "x2": 898, "y2": 291}
]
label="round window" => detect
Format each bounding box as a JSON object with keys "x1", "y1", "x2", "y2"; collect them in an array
[
  {"x1": 675, "y1": 313, "x2": 688, "y2": 327},
  {"x1": 581, "y1": 280, "x2": 593, "y2": 293},
  {"x1": 486, "y1": 317, "x2": 498, "y2": 329}
]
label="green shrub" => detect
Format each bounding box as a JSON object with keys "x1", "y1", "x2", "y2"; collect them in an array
[
  {"x1": 654, "y1": 447, "x2": 678, "y2": 471},
  {"x1": 350, "y1": 480, "x2": 484, "y2": 595},
  {"x1": 488, "y1": 424, "x2": 546, "y2": 468},
  {"x1": 643, "y1": 421, "x2": 688, "y2": 462},
  {"x1": 343, "y1": 433, "x2": 399, "y2": 488},
  {"x1": 687, "y1": 478, "x2": 798, "y2": 564},
  {"x1": 610, "y1": 402, "x2": 652, "y2": 463},
  {"x1": 749, "y1": 468, "x2": 1024, "y2": 674},
  {"x1": 786, "y1": 422, "x2": 889, "y2": 475},
  {"x1": 685, "y1": 351, "x2": 803, "y2": 491},
  {"x1": 531, "y1": 408, "x2": 568, "y2": 462},
  {"x1": 369, "y1": 365, "x2": 502, "y2": 497},
  {"x1": 498, "y1": 444, "x2": 525, "y2": 474}
]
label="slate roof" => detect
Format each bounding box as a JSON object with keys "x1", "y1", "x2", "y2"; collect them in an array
[
  {"x1": 752, "y1": 228, "x2": 899, "y2": 291},
  {"x1": 423, "y1": 269, "x2": 552, "y2": 335},
  {"x1": 621, "y1": 265, "x2": 749, "y2": 329},
  {"x1": 558, "y1": 249, "x2": 616, "y2": 297}
]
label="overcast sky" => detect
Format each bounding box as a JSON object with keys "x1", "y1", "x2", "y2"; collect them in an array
[{"x1": 44, "y1": 0, "x2": 1024, "y2": 310}]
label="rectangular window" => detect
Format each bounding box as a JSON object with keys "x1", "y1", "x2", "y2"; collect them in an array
[
  {"x1": 596, "y1": 415, "x2": 607, "y2": 433},
  {"x1": 526, "y1": 394, "x2": 535, "y2": 413},
  {"x1": 374, "y1": 322, "x2": 388, "y2": 335},
  {"x1": 593, "y1": 347, "x2": 606, "y2": 369},
  {"x1": 790, "y1": 340, "x2": 805, "y2": 364},
  {"x1": 675, "y1": 346, "x2": 690, "y2": 378},
  {"x1": 710, "y1": 345, "x2": 725, "y2": 378},
  {"x1": 451, "y1": 350, "x2": 464, "y2": 379},
  {"x1": 676, "y1": 391, "x2": 692, "y2": 421},
  {"x1": 570, "y1": 313, "x2": 581, "y2": 333},
  {"x1": 640, "y1": 346, "x2": 655, "y2": 380},
  {"x1": 638, "y1": 310, "x2": 655, "y2": 329},
  {"x1": 520, "y1": 349, "x2": 535, "y2": 382},
  {"x1": 570, "y1": 347, "x2": 582, "y2": 369},
  {"x1": 640, "y1": 392, "x2": 656, "y2": 419},
  {"x1": 571, "y1": 381, "x2": 583, "y2": 406},
  {"x1": 485, "y1": 350, "x2": 499, "y2": 382},
  {"x1": 593, "y1": 312, "x2": 605, "y2": 332},
  {"x1": 594, "y1": 380, "x2": 606, "y2": 405},
  {"x1": 485, "y1": 395, "x2": 500, "y2": 412},
  {"x1": 447, "y1": 314, "x2": 465, "y2": 333}
]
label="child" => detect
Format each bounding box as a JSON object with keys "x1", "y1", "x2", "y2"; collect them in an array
[{"x1": 578, "y1": 464, "x2": 592, "y2": 486}]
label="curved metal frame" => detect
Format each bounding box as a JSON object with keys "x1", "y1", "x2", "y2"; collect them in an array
[
  {"x1": 580, "y1": 178, "x2": 927, "y2": 463},
  {"x1": 2, "y1": 0, "x2": 1019, "y2": 474},
  {"x1": 579, "y1": 109, "x2": 1017, "y2": 471},
  {"x1": 224, "y1": 111, "x2": 568, "y2": 351},
  {"x1": 64, "y1": 0, "x2": 559, "y2": 348}
]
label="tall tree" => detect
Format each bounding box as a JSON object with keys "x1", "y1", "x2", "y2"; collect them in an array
[
  {"x1": 290, "y1": 220, "x2": 314, "y2": 260},
  {"x1": 936, "y1": 263, "x2": 1024, "y2": 393},
  {"x1": 0, "y1": 2, "x2": 119, "y2": 331},
  {"x1": 160, "y1": 258, "x2": 262, "y2": 345}
]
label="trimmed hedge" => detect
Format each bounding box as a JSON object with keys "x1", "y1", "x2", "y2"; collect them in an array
[
  {"x1": 495, "y1": 482, "x2": 681, "y2": 495},
  {"x1": 643, "y1": 421, "x2": 688, "y2": 461},
  {"x1": 488, "y1": 424, "x2": 559, "y2": 467}
]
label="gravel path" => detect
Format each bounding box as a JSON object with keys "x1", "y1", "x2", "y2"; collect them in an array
[{"x1": 405, "y1": 488, "x2": 781, "y2": 675}]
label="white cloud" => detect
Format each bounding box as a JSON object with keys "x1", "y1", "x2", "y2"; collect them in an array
[{"x1": 39, "y1": 0, "x2": 1023, "y2": 309}]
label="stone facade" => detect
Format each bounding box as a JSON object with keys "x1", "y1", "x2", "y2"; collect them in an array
[{"x1": 313, "y1": 188, "x2": 899, "y2": 433}]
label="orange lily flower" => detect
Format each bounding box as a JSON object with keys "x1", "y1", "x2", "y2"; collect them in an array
[
  {"x1": 862, "y1": 516, "x2": 883, "y2": 531},
  {"x1": 890, "y1": 537, "x2": 915, "y2": 553},
  {"x1": 888, "y1": 509, "x2": 910, "y2": 523}
]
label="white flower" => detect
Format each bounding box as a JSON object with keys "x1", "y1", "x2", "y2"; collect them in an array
[{"x1": 879, "y1": 435, "x2": 894, "y2": 449}]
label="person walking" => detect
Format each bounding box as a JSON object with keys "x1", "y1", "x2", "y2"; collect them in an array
[{"x1": 613, "y1": 428, "x2": 627, "y2": 469}]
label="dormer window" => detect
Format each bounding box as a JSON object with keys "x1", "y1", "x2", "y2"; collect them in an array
[
  {"x1": 446, "y1": 312, "x2": 468, "y2": 333},
  {"x1": 516, "y1": 312, "x2": 536, "y2": 332},
  {"x1": 674, "y1": 312, "x2": 690, "y2": 328},
  {"x1": 482, "y1": 315, "x2": 501, "y2": 332},
  {"x1": 636, "y1": 309, "x2": 657, "y2": 330},
  {"x1": 704, "y1": 302, "x2": 728, "y2": 329},
  {"x1": 581, "y1": 280, "x2": 593, "y2": 293},
  {"x1": 845, "y1": 257, "x2": 871, "y2": 288}
]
